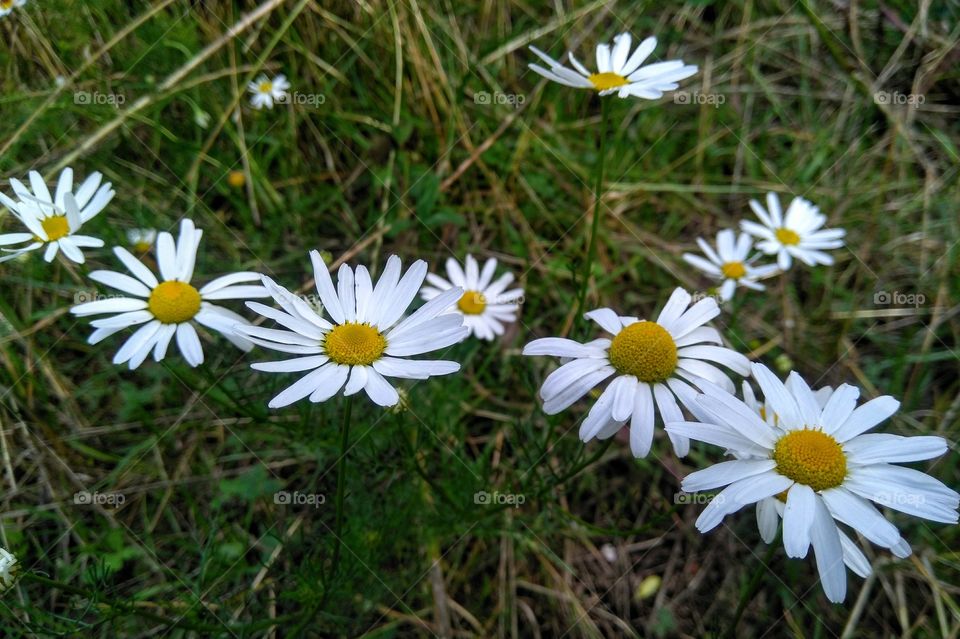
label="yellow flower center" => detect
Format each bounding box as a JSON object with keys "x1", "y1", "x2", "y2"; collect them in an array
[
  {"x1": 133, "y1": 241, "x2": 152, "y2": 253},
  {"x1": 324, "y1": 322, "x2": 386, "y2": 366},
  {"x1": 772, "y1": 429, "x2": 846, "y2": 492},
  {"x1": 588, "y1": 72, "x2": 629, "y2": 91},
  {"x1": 227, "y1": 170, "x2": 246, "y2": 188},
  {"x1": 0, "y1": 0, "x2": 13, "y2": 9},
  {"x1": 457, "y1": 290, "x2": 487, "y2": 315},
  {"x1": 607, "y1": 321, "x2": 678, "y2": 383},
  {"x1": 721, "y1": 261, "x2": 746, "y2": 279},
  {"x1": 148, "y1": 281, "x2": 202, "y2": 324},
  {"x1": 775, "y1": 227, "x2": 801, "y2": 246},
  {"x1": 259, "y1": 81, "x2": 273, "y2": 93},
  {"x1": 40, "y1": 215, "x2": 70, "y2": 241}
]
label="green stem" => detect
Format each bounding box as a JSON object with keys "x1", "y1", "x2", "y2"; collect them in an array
[
  {"x1": 723, "y1": 537, "x2": 779, "y2": 639},
  {"x1": 330, "y1": 394, "x2": 354, "y2": 577},
  {"x1": 19, "y1": 572, "x2": 298, "y2": 633},
  {"x1": 574, "y1": 97, "x2": 610, "y2": 331}
]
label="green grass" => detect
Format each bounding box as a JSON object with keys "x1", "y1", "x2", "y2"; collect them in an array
[{"x1": 1, "y1": 0, "x2": 959, "y2": 636}]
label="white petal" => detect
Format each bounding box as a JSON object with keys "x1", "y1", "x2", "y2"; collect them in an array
[
  {"x1": 831, "y1": 396, "x2": 900, "y2": 442},
  {"x1": 89, "y1": 270, "x2": 151, "y2": 297},
  {"x1": 269, "y1": 363, "x2": 339, "y2": 408},
  {"x1": 372, "y1": 357, "x2": 459, "y2": 379},
  {"x1": 175, "y1": 322, "x2": 204, "y2": 366},
  {"x1": 843, "y1": 434, "x2": 947, "y2": 465},
  {"x1": 630, "y1": 383, "x2": 655, "y2": 457},
  {"x1": 343, "y1": 365, "x2": 368, "y2": 396},
  {"x1": 113, "y1": 320, "x2": 162, "y2": 368},
  {"x1": 656, "y1": 287, "x2": 692, "y2": 330},
  {"x1": 584, "y1": 308, "x2": 623, "y2": 335},
  {"x1": 682, "y1": 459, "x2": 777, "y2": 493},
  {"x1": 757, "y1": 498, "x2": 779, "y2": 543},
  {"x1": 72, "y1": 297, "x2": 148, "y2": 316},
  {"x1": 251, "y1": 355, "x2": 330, "y2": 373},
  {"x1": 113, "y1": 246, "x2": 159, "y2": 288},
  {"x1": 310, "y1": 250, "x2": 345, "y2": 324},
  {"x1": 522, "y1": 337, "x2": 609, "y2": 359},
  {"x1": 782, "y1": 483, "x2": 815, "y2": 558},
  {"x1": 156, "y1": 231, "x2": 178, "y2": 281},
  {"x1": 810, "y1": 496, "x2": 846, "y2": 603},
  {"x1": 337, "y1": 263, "x2": 356, "y2": 322},
  {"x1": 363, "y1": 367, "x2": 400, "y2": 406}
]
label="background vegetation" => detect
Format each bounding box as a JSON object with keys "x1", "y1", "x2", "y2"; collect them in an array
[{"x1": 0, "y1": 0, "x2": 958, "y2": 636}]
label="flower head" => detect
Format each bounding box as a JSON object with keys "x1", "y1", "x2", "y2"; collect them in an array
[
  {"x1": 237, "y1": 251, "x2": 469, "y2": 408},
  {"x1": 126, "y1": 228, "x2": 157, "y2": 253},
  {"x1": 666, "y1": 363, "x2": 959, "y2": 602},
  {"x1": 0, "y1": 0, "x2": 26, "y2": 18},
  {"x1": 528, "y1": 32, "x2": 697, "y2": 100},
  {"x1": 522, "y1": 288, "x2": 750, "y2": 457},
  {"x1": 420, "y1": 255, "x2": 523, "y2": 341},
  {"x1": 71, "y1": 219, "x2": 268, "y2": 369},
  {"x1": 248, "y1": 74, "x2": 290, "y2": 110},
  {"x1": 0, "y1": 547, "x2": 17, "y2": 590},
  {"x1": 0, "y1": 168, "x2": 113, "y2": 264},
  {"x1": 682, "y1": 229, "x2": 779, "y2": 301},
  {"x1": 740, "y1": 193, "x2": 845, "y2": 271}
]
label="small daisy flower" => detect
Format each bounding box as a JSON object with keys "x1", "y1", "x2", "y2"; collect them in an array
[
  {"x1": 0, "y1": 547, "x2": 17, "y2": 590},
  {"x1": 420, "y1": 255, "x2": 523, "y2": 341},
  {"x1": 0, "y1": 0, "x2": 27, "y2": 18},
  {"x1": 71, "y1": 219, "x2": 268, "y2": 369},
  {"x1": 740, "y1": 192, "x2": 846, "y2": 271},
  {"x1": 682, "y1": 229, "x2": 779, "y2": 301},
  {"x1": 236, "y1": 251, "x2": 469, "y2": 408},
  {"x1": 0, "y1": 169, "x2": 114, "y2": 264},
  {"x1": 522, "y1": 287, "x2": 751, "y2": 458},
  {"x1": 126, "y1": 228, "x2": 157, "y2": 253},
  {"x1": 666, "y1": 363, "x2": 959, "y2": 602},
  {"x1": 528, "y1": 32, "x2": 697, "y2": 100},
  {"x1": 248, "y1": 74, "x2": 290, "y2": 110}
]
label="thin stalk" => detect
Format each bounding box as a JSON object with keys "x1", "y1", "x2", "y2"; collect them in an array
[
  {"x1": 723, "y1": 537, "x2": 779, "y2": 639},
  {"x1": 330, "y1": 394, "x2": 354, "y2": 577},
  {"x1": 574, "y1": 97, "x2": 610, "y2": 331}
]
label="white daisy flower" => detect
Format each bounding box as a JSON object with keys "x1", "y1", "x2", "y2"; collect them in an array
[
  {"x1": 0, "y1": 169, "x2": 114, "y2": 264},
  {"x1": 0, "y1": 547, "x2": 17, "y2": 590},
  {"x1": 737, "y1": 381, "x2": 878, "y2": 582},
  {"x1": 666, "y1": 363, "x2": 959, "y2": 602},
  {"x1": 682, "y1": 229, "x2": 779, "y2": 302},
  {"x1": 419, "y1": 255, "x2": 524, "y2": 341},
  {"x1": 528, "y1": 32, "x2": 697, "y2": 100},
  {"x1": 248, "y1": 74, "x2": 290, "y2": 110},
  {"x1": 522, "y1": 287, "x2": 751, "y2": 458},
  {"x1": 740, "y1": 192, "x2": 846, "y2": 271},
  {"x1": 236, "y1": 251, "x2": 469, "y2": 409},
  {"x1": 0, "y1": 0, "x2": 27, "y2": 18},
  {"x1": 126, "y1": 228, "x2": 157, "y2": 253},
  {"x1": 71, "y1": 219, "x2": 268, "y2": 369}
]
